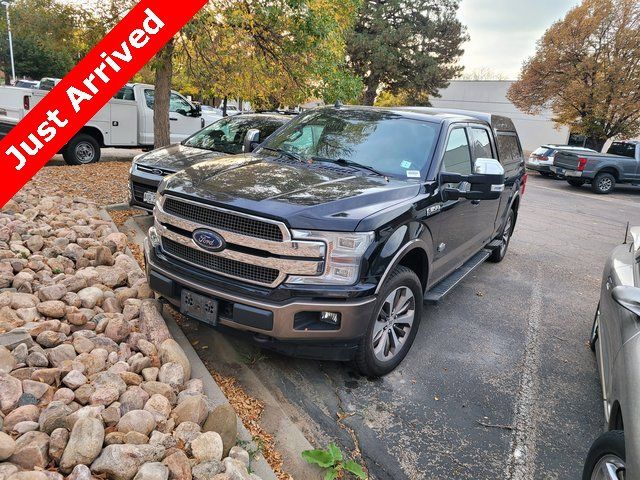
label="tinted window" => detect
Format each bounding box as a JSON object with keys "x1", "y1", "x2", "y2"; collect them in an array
[
  {"x1": 442, "y1": 128, "x2": 472, "y2": 175},
  {"x1": 608, "y1": 142, "x2": 636, "y2": 158},
  {"x1": 469, "y1": 128, "x2": 493, "y2": 160},
  {"x1": 262, "y1": 109, "x2": 440, "y2": 179},
  {"x1": 170, "y1": 93, "x2": 192, "y2": 114},
  {"x1": 532, "y1": 147, "x2": 554, "y2": 157},
  {"x1": 496, "y1": 133, "x2": 523, "y2": 165},
  {"x1": 183, "y1": 116, "x2": 285, "y2": 154}
]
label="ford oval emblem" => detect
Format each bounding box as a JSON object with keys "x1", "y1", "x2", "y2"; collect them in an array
[{"x1": 192, "y1": 229, "x2": 225, "y2": 252}]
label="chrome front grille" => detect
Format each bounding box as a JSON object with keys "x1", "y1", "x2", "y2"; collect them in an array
[
  {"x1": 162, "y1": 238, "x2": 280, "y2": 285},
  {"x1": 155, "y1": 195, "x2": 325, "y2": 287},
  {"x1": 164, "y1": 197, "x2": 283, "y2": 242}
]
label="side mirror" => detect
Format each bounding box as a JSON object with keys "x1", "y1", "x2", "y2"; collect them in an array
[
  {"x1": 243, "y1": 129, "x2": 260, "y2": 153},
  {"x1": 612, "y1": 286, "x2": 640, "y2": 317},
  {"x1": 192, "y1": 104, "x2": 202, "y2": 117},
  {"x1": 440, "y1": 158, "x2": 505, "y2": 201}
]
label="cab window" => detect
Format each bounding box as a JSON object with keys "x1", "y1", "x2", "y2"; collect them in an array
[
  {"x1": 442, "y1": 128, "x2": 472, "y2": 175},
  {"x1": 469, "y1": 127, "x2": 493, "y2": 160},
  {"x1": 169, "y1": 93, "x2": 192, "y2": 114}
]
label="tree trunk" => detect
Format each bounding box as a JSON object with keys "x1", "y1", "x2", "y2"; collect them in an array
[
  {"x1": 153, "y1": 39, "x2": 175, "y2": 149},
  {"x1": 222, "y1": 96, "x2": 228, "y2": 117},
  {"x1": 362, "y1": 78, "x2": 379, "y2": 106}
]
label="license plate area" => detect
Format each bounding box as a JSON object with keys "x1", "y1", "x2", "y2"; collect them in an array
[
  {"x1": 143, "y1": 191, "x2": 156, "y2": 205},
  {"x1": 181, "y1": 289, "x2": 218, "y2": 326}
]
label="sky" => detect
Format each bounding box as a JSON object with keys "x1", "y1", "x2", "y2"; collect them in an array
[{"x1": 458, "y1": 0, "x2": 580, "y2": 79}]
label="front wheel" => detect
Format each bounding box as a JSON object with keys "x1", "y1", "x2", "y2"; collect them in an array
[
  {"x1": 488, "y1": 209, "x2": 515, "y2": 263},
  {"x1": 591, "y1": 172, "x2": 616, "y2": 194},
  {"x1": 355, "y1": 266, "x2": 422, "y2": 377},
  {"x1": 63, "y1": 134, "x2": 101, "y2": 165},
  {"x1": 582, "y1": 430, "x2": 625, "y2": 480}
]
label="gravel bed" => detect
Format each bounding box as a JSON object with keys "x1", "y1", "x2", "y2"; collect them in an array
[
  {"x1": 0, "y1": 186, "x2": 263, "y2": 480},
  {"x1": 32, "y1": 162, "x2": 132, "y2": 207}
]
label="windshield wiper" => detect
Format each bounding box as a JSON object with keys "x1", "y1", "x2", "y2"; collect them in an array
[
  {"x1": 312, "y1": 156, "x2": 387, "y2": 179},
  {"x1": 261, "y1": 147, "x2": 304, "y2": 163}
]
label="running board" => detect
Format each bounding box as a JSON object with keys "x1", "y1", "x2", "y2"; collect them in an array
[
  {"x1": 486, "y1": 239, "x2": 503, "y2": 250},
  {"x1": 423, "y1": 249, "x2": 492, "y2": 304}
]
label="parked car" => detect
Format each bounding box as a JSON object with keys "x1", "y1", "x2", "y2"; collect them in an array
[
  {"x1": 218, "y1": 104, "x2": 241, "y2": 116},
  {"x1": 143, "y1": 106, "x2": 526, "y2": 376},
  {"x1": 129, "y1": 113, "x2": 291, "y2": 211},
  {"x1": 526, "y1": 144, "x2": 597, "y2": 177},
  {"x1": 584, "y1": 226, "x2": 640, "y2": 480},
  {"x1": 14, "y1": 79, "x2": 39, "y2": 89},
  {"x1": 199, "y1": 105, "x2": 223, "y2": 126},
  {"x1": 0, "y1": 82, "x2": 205, "y2": 165},
  {"x1": 552, "y1": 141, "x2": 640, "y2": 194}
]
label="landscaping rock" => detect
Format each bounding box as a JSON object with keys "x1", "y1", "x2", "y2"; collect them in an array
[{"x1": 59, "y1": 417, "x2": 105, "y2": 473}]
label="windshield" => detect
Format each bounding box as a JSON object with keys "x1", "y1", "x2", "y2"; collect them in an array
[
  {"x1": 259, "y1": 109, "x2": 440, "y2": 179},
  {"x1": 183, "y1": 116, "x2": 283, "y2": 154}
]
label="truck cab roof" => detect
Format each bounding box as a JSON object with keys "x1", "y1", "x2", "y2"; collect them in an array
[{"x1": 390, "y1": 106, "x2": 518, "y2": 133}]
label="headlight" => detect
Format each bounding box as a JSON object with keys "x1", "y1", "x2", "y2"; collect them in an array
[
  {"x1": 157, "y1": 178, "x2": 168, "y2": 195},
  {"x1": 286, "y1": 230, "x2": 375, "y2": 285}
]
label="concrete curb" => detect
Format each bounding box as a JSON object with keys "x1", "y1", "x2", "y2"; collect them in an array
[{"x1": 98, "y1": 207, "x2": 277, "y2": 480}]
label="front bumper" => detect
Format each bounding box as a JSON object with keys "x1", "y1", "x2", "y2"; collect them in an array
[
  {"x1": 144, "y1": 239, "x2": 377, "y2": 358},
  {"x1": 129, "y1": 168, "x2": 164, "y2": 211}
]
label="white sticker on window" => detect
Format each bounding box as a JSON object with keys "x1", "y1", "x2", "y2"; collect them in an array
[
  {"x1": 406, "y1": 170, "x2": 421, "y2": 178},
  {"x1": 400, "y1": 160, "x2": 412, "y2": 169}
]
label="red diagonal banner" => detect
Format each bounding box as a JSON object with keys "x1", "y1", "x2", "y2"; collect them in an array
[{"x1": 0, "y1": 0, "x2": 208, "y2": 207}]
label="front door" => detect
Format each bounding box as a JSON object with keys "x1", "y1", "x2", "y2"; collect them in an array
[{"x1": 431, "y1": 126, "x2": 479, "y2": 280}]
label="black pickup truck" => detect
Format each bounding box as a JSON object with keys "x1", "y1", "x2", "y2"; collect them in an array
[
  {"x1": 144, "y1": 106, "x2": 526, "y2": 376},
  {"x1": 552, "y1": 140, "x2": 640, "y2": 194}
]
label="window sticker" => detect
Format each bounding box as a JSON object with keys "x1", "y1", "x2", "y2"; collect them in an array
[
  {"x1": 406, "y1": 170, "x2": 421, "y2": 178},
  {"x1": 400, "y1": 160, "x2": 412, "y2": 169}
]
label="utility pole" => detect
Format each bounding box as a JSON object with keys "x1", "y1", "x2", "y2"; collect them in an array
[{"x1": 2, "y1": 1, "x2": 15, "y2": 85}]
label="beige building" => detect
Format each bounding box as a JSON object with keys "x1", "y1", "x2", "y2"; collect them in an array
[{"x1": 431, "y1": 80, "x2": 569, "y2": 153}]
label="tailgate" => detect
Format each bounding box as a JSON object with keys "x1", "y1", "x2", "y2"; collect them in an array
[{"x1": 553, "y1": 151, "x2": 581, "y2": 170}]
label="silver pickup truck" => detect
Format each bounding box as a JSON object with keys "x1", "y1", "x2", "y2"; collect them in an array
[{"x1": 552, "y1": 140, "x2": 640, "y2": 194}]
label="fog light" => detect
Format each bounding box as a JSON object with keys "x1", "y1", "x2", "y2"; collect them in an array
[
  {"x1": 148, "y1": 227, "x2": 161, "y2": 248},
  {"x1": 320, "y1": 312, "x2": 340, "y2": 325}
]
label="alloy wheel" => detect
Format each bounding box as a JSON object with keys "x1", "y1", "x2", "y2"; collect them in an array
[
  {"x1": 598, "y1": 177, "x2": 613, "y2": 192},
  {"x1": 591, "y1": 454, "x2": 625, "y2": 480},
  {"x1": 372, "y1": 286, "x2": 416, "y2": 362}
]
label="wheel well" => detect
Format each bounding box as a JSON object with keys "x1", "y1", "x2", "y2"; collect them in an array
[
  {"x1": 76, "y1": 127, "x2": 105, "y2": 147},
  {"x1": 596, "y1": 167, "x2": 619, "y2": 180},
  {"x1": 398, "y1": 248, "x2": 428, "y2": 292},
  {"x1": 609, "y1": 401, "x2": 624, "y2": 431}
]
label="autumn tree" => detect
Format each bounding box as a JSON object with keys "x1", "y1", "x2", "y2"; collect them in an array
[
  {"x1": 508, "y1": 0, "x2": 640, "y2": 149},
  {"x1": 347, "y1": 0, "x2": 467, "y2": 105}
]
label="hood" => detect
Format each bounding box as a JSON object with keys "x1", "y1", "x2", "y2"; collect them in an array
[
  {"x1": 136, "y1": 144, "x2": 226, "y2": 172},
  {"x1": 162, "y1": 154, "x2": 422, "y2": 231}
]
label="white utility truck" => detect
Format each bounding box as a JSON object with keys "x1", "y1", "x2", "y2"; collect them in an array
[{"x1": 0, "y1": 83, "x2": 206, "y2": 165}]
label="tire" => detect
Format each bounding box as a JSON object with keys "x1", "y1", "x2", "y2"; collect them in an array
[
  {"x1": 355, "y1": 265, "x2": 423, "y2": 377},
  {"x1": 582, "y1": 430, "x2": 625, "y2": 480},
  {"x1": 589, "y1": 303, "x2": 600, "y2": 353},
  {"x1": 591, "y1": 172, "x2": 616, "y2": 194},
  {"x1": 63, "y1": 134, "x2": 101, "y2": 165},
  {"x1": 488, "y1": 209, "x2": 515, "y2": 263},
  {"x1": 539, "y1": 171, "x2": 552, "y2": 178},
  {"x1": 567, "y1": 178, "x2": 586, "y2": 188}
]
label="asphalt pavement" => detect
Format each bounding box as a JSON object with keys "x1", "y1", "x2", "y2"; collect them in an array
[{"x1": 132, "y1": 173, "x2": 640, "y2": 479}]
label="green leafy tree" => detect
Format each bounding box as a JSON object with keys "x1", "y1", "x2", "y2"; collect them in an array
[
  {"x1": 0, "y1": 0, "x2": 85, "y2": 82},
  {"x1": 347, "y1": 0, "x2": 467, "y2": 105}
]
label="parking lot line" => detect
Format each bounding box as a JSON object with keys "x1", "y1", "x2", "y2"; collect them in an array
[{"x1": 507, "y1": 274, "x2": 543, "y2": 480}]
